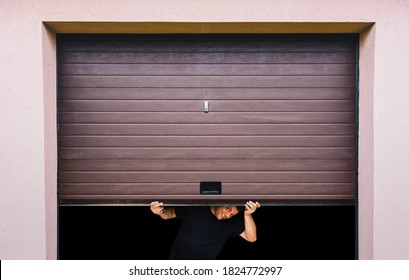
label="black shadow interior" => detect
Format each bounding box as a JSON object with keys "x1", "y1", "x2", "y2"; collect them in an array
[{"x1": 58, "y1": 205, "x2": 356, "y2": 260}]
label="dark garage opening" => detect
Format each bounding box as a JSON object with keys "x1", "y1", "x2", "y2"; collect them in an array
[{"x1": 58, "y1": 205, "x2": 356, "y2": 260}]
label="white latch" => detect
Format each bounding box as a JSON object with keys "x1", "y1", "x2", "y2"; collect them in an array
[{"x1": 204, "y1": 100, "x2": 209, "y2": 113}]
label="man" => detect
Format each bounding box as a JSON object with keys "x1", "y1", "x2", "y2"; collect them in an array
[{"x1": 150, "y1": 201, "x2": 261, "y2": 259}]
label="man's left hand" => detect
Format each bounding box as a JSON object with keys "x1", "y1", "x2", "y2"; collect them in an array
[{"x1": 244, "y1": 201, "x2": 261, "y2": 215}]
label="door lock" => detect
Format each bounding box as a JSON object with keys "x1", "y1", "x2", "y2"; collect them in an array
[{"x1": 204, "y1": 100, "x2": 209, "y2": 113}]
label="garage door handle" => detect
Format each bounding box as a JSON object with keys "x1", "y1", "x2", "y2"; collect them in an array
[{"x1": 204, "y1": 101, "x2": 209, "y2": 113}]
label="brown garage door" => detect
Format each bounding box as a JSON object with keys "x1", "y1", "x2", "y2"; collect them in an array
[{"x1": 57, "y1": 34, "x2": 357, "y2": 205}]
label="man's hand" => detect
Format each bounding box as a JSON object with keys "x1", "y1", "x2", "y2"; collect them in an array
[
  {"x1": 150, "y1": 201, "x2": 176, "y2": 220},
  {"x1": 244, "y1": 201, "x2": 261, "y2": 215},
  {"x1": 240, "y1": 201, "x2": 261, "y2": 242},
  {"x1": 150, "y1": 201, "x2": 164, "y2": 215}
]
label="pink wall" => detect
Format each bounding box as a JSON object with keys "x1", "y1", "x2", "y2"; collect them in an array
[{"x1": 1, "y1": 0, "x2": 409, "y2": 259}]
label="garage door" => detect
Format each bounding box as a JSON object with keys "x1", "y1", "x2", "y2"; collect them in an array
[{"x1": 57, "y1": 34, "x2": 357, "y2": 205}]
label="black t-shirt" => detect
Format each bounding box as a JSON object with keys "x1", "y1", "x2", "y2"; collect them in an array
[{"x1": 169, "y1": 206, "x2": 244, "y2": 260}]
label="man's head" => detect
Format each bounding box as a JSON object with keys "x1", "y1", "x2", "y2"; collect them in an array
[{"x1": 212, "y1": 205, "x2": 244, "y2": 220}]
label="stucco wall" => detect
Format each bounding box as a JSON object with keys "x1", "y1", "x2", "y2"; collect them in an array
[{"x1": 0, "y1": 0, "x2": 408, "y2": 260}]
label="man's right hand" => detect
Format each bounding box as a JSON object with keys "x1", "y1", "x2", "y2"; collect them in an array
[
  {"x1": 150, "y1": 201, "x2": 164, "y2": 215},
  {"x1": 150, "y1": 201, "x2": 176, "y2": 220}
]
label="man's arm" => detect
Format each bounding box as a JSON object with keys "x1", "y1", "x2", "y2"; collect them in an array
[
  {"x1": 150, "y1": 201, "x2": 176, "y2": 220},
  {"x1": 239, "y1": 201, "x2": 261, "y2": 242}
]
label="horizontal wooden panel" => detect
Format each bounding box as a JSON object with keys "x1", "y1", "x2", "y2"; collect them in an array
[
  {"x1": 59, "y1": 100, "x2": 356, "y2": 112},
  {"x1": 58, "y1": 35, "x2": 356, "y2": 52},
  {"x1": 59, "y1": 195, "x2": 356, "y2": 205},
  {"x1": 58, "y1": 135, "x2": 356, "y2": 147},
  {"x1": 59, "y1": 171, "x2": 355, "y2": 183},
  {"x1": 58, "y1": 183, "x2": 355, "y2": 195},
  {"x1": 59, "y1": 112, "x2": 355, "y2": 124},
  {"x1": 59, "y1": 75, "x2": 356, "y2": 88},
  {"x1": 59, "y1": 63, "x2": 356, "y2": 76},
  {"x1": 59, "y1": 51, "x2": 356, "y2": 64},
  {"x1": 58, "y1": 88, "x2": 356, "y2": 100},
  {"x1": 59, "y1": 159, "x2": 355, "y2": 171},
  {"x1": 59, "y1": 147, "x2": 356, "y2": 160},
  {"x1": 59, "y1": 183, "x2": 355, "y2": 205},
  {"x1": 59, "y1": 124, "x2": 356, "y2": 136}
]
